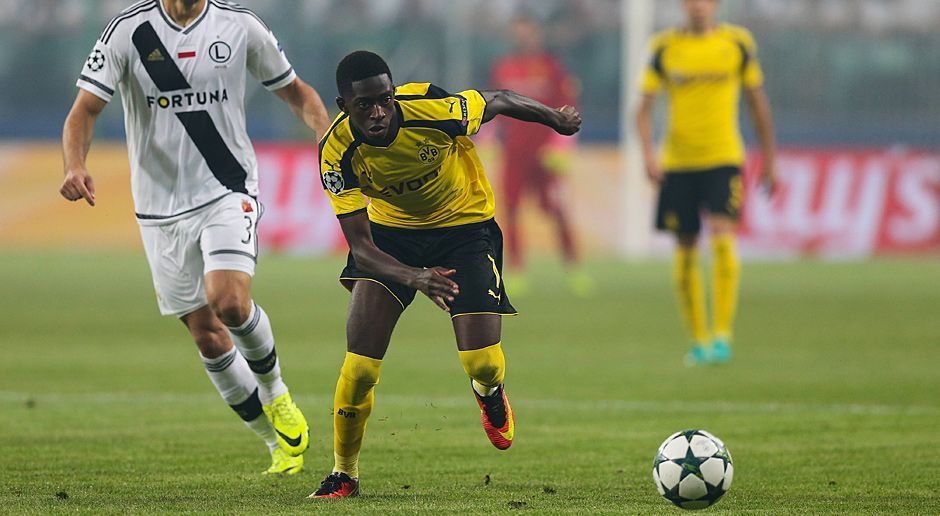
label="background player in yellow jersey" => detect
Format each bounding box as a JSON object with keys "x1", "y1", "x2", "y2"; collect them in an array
[
  {"x1": 310, "y1": 51, "x2": 581, "y2": 498},
  {"x1": 635, "y1": 0, "x2": 777, "y2": 365}
]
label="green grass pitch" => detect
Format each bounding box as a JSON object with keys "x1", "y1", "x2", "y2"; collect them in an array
[{"x1": 1, "y1": 251, "x2": 938, "y2": 514}]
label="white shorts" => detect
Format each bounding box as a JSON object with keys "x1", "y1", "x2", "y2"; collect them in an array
[{"x1": 139, "y1": 193, "x2": 261, "y2": 317}]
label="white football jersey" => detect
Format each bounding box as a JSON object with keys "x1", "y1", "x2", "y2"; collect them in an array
[{"x1": 77, "y1": 0, "x2": 296, "y2": 221}]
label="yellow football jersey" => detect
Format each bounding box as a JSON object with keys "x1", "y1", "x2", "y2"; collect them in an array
[
  {"x1": 319, "y1": 83, "x2": 494, "y2": 229},
  {"x1": 641, "y1": 24, "x2": 764, "y2": 172}
]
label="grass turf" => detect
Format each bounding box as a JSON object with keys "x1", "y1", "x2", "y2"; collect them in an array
[{"x1": 0, "y1": 251, "x2": 938, "y2": 514}]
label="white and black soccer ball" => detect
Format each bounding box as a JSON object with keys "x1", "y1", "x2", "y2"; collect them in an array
[{"x1": 652, "y1": 429, "x2": 733, "y2": 510}]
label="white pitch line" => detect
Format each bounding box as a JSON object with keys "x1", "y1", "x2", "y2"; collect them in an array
[{"x1": 0, "y1": 391, "x2": 935, "y2": 416}]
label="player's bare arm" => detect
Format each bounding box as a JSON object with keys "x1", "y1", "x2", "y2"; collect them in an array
[
  {"x1": 480, "y1": 89, "x2": 582, "y2": 135},
  {"x1": 635, "y1": 93, "x2": 663, "y2": 184},
  {"x1": 61, "y1": 89, "x2": 106, "y2": 206},
  {"x1": 744, "y1": 86, "x2": 778, "y2": 194},
  {"x1": 273, "y1": 77, "x2": 331, "y2": 140},
  {"x1": 337, "y1": 211, "x2": 459, "y2": 312}
]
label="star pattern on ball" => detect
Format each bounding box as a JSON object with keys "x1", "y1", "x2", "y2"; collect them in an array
[
  {"x1": 677, "y1": 445, "x2": 709, "y2": 481},
  {"x1": 653, "y1": 429, "x2": 733, "y2": 509}
]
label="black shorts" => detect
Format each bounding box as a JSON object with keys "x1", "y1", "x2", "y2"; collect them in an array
[
  {"x1": 655, "y1": 166, "x2": 743, "y2": 234},
  {"x1": 340, "y1": 219, "x2": 517, "y2": 318}
]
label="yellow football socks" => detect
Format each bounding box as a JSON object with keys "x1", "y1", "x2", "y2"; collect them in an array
[
  {"x1": 458, "y1": 342, "x2": 506, "y2": 396},
  {"x1": 332, "y1": 352, "x2": 382, "y2": 479},
  {"x1": 673, "y1": 247, "x2": 710, "y2": 344},
  {"x1": 711, "y1": 233, "x2": 740, "y2": 340}
]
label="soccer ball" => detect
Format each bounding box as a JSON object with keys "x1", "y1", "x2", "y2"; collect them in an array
[{"x1": 652, "y1": 429, "x2": 733, "y2": 510}]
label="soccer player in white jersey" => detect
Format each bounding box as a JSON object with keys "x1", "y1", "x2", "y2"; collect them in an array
[{"x1": 59, "y1": 0, "x2": 331, "y2": 475}]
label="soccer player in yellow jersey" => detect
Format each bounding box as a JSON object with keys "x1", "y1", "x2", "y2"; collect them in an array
[
  {"x1": 309, "y1": 51, "x2": 581, "y2": 498},
  {"x1": 636, "y1": 0, "x2": 777, "y2": 366}
]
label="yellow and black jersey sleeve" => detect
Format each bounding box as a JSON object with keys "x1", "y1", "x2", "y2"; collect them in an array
[
  {"x1": 726, "y1": 25, "x2": 764, "y2": 88},
  {"x1": 640, "y1": 30, "x2": 674, "y2": 95},
  {"x1": 395, "y1": 83, "x2": 487, "y2": 137},
  {"x1": 318, "y1": 114, "x2": 366, "y2": 218}
]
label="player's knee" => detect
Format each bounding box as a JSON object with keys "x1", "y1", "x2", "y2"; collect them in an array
[
  {"x1": 209, "y1": 295, "x2": 251, "y2": 327},
  {"x1": 676, "y1": 233, "x2": 699, "y2": 248},
  {"x1": 708, "y1": 215, "x2": 737, "y2": 236}
]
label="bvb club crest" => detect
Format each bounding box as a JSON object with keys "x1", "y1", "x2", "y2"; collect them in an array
[{"x1": 417, "y1": 138, "x2": 439, "y2": 164}]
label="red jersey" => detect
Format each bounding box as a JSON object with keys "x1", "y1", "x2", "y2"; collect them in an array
[{"x1": 491, "y1": 52, "x2": 577, "y2": 154}]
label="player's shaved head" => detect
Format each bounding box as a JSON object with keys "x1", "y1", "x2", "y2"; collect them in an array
[{"x1": 336, "y1": 50, "x2": 393, "y2": 96}]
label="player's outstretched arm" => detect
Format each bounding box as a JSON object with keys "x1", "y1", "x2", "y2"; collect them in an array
[
  {"x1": 61, "y1": 90, "x2": 106, "y2": 206},
  {"x1": 744, "y1": 86, "x2": 778, "y2": 194},
  {"x1": 338, "y1": 211, "x2": 459, "y2": 312},
  {"x1": 480, "y1": 89, "x2": 581, "y2": 136},
  {"x1": 273, "y1": 77, "x2": 332, "y2": 140}
]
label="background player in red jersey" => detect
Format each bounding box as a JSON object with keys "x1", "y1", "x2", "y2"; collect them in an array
[{"x1": 490, "y1": 15, "x2": 592, "y2": 296}]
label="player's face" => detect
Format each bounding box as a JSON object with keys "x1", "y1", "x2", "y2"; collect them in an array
[
  {"x1": 683, "y1": 0, "x2": 718, "y2": 29},
  {"x1": 338, "y1": 74, "x2": 397, "y2": 144},
  {"x1": 512, "y1": 19, "x2": 543, "y2": 53}
]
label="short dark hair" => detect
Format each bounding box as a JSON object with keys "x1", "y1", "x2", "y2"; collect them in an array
[{"x1": 336, "y1": 50, "x2": 392, "y2": 93}]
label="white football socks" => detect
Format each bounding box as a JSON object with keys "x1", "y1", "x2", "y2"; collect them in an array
[
  {"x1": 227, "y1": 302, "x2": 288, "y2": 405},
  {"x1": 201, "y1": 348, "x2": 278, "y2": 451}
]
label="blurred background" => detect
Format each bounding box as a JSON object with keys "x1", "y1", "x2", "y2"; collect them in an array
[{"x1": 0, "y1": 0, "x2": 937, "y2": 259}]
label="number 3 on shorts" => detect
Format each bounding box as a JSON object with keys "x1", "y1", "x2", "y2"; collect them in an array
[{"x1": 242, "y1": 215, "x2": 253, "y2": 244}]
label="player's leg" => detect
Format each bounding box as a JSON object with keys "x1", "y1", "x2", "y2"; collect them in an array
[
  {"x1": 138, "y1": 220, "x2": 290, "y2": 473},
  {"x1": 201, "y1": 194, "x2": 308, "y2": 457},
  {"x1": 180, "y1": 306, "x2": 301, "y2": 474},
  {"x1": 656, "y1": 173, "x2": 710, "y2": 364},
  {"x1": 674, "y1": 233, "x2": 711, "y2": 365},
  {"x1": 704, "y1": 167, "x2": 744, "y2": 362},
  {"x1": 453, "y1": 314, "x2": 515, "y2": 450},
  {"x1": 310, "y1": 280, "x2": 403, "y2": 499},
  {"x1": 437, "y1": 220, "x2": 517, "y2": 449}
]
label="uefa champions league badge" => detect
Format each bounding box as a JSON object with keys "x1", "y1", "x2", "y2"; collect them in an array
[
  {"x1": 87, "y1": 49, "x2": 105, "y2": 72},
  {"x1": 323, "y1": 170, "x2": 344, "y2": 195}
]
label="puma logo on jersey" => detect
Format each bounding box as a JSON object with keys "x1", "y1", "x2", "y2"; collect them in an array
[
  {"x1": 147, "y1": 48, "x2": 164, "y2": 61},
  {"x1": 487, "y1": 254, "x2": 502, "y2": 302}
]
